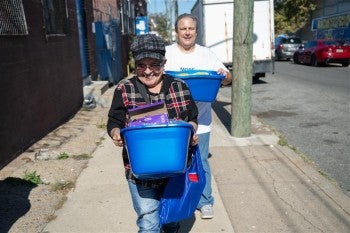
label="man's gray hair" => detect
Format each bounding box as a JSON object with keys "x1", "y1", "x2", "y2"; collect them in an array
[{"x1": 174, "y1": 13, "x2": 199, "y2": 32}]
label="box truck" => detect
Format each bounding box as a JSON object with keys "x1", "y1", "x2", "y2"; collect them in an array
[{"x1": 191, "y1": 0, "x2": 275, "y2": 80}]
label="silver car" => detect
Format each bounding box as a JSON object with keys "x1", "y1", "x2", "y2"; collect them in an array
[{"x1": 275, "y1": 37, "x2": 302, "y2": 61}]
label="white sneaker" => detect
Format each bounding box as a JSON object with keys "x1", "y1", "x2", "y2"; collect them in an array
[{"x1": 200, "y1": 205, "x2": 214, "y2": 219}]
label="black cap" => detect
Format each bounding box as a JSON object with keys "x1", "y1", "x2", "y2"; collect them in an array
[{"x1": 131, "y1": 34, "x2": 165, "y2": 61}]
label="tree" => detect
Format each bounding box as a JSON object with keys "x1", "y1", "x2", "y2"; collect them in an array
[
  {"x1": 274, "y1": 0, "x2": 317, "y2": 35},
  {"x1": 149, "y1": 13, "x2": 172, "y2": 44}
]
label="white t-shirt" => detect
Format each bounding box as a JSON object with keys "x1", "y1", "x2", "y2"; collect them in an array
[
  {"x1": 165, "y1": 43, "x2": 227, "y2": 72},
  {"x1": 165, "y1": 43, "x2": 228, "y2": 134}
]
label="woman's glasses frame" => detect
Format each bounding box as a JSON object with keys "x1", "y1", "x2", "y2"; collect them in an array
[{"x1": 135, "y1": 61, "x2": 165, "y2": 72}]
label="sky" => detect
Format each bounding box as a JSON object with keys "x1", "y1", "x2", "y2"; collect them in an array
[{"x1": 147, "y1": 0, "x2": 197, "y2": 15}]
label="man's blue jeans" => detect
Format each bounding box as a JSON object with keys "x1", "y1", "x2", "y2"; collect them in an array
[
  {"x1": 127, "y1": 180, "x2": 178, "y2": 233},
  {"x1": 197, "y1": 132, "x2": 214, "y2": 208}
]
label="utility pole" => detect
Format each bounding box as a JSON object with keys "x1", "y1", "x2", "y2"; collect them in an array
[
  {"x1": 231, "y1": 0, "x2": 254, "y2": 137},
  {"x1": 174, "y1": 0, "x2": 178, "y2": 19}
]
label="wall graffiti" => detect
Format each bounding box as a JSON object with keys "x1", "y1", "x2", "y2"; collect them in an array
[{"x1": 312, "y1": 13, "x2": 350, "y2": 43}]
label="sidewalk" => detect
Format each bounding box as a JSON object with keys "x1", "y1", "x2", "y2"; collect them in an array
[{"x1": 43, "y1": 86, "x2": 350, "y2": 233}]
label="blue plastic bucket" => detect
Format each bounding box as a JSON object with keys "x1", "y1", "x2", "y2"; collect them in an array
[
  {"x1": 166, "y1": 70, "x2": 225, "y2": 102},
  {"x1": 120, "y1": 121, "x2": 192, "y2": 179}
]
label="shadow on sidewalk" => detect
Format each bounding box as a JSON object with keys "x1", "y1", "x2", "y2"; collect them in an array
[
  {"x1": 212, "y1": 100, "x2": 231, "y2": 133},
  {"x1": 214, "y1": 80, "x2": 268, "y2": 131},
  {"x1": 0, "y1": 177, "x2": 37, "y2": 233},
  {"x1": 178, "y1": 215, "x2": 196, "y2": 233}
]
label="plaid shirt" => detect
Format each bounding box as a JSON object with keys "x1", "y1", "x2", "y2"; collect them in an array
[{"x1": 107, "y1": 74, "x2": 198, "y2": 188}]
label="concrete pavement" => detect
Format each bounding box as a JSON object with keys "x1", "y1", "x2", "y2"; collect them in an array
[{"x1": 43, "y1": 86, "x2": 350, "y2": 233}]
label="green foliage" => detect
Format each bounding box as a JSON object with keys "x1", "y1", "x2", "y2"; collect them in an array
[
  {"x1": 274, "y1": 0, "x2": 317, "y2": 35},
  {"x1": 51, "y1": 181, "x2": 75, "y2": 191},
  {"x1": 149, "y1": 13, "x2": 173, "y2": 44},
  {"x1": 72, "y1": 153, "x2": 92, "y2": 160},
  {"x1": 128, "y1": 51, "x2": 135, "y2": 72},
  {"x1": 278, "y1": 135, "x2": 288, "y2": 146},
  {"x1": 23, "y1": 170, "x2": 43, "y2": 185},
  {"x1": 58, "y1": 152, "x2": 69, "y2": 160},
  {"x1": 96, "y1": 119, "x2": 107, "y2": 129}
]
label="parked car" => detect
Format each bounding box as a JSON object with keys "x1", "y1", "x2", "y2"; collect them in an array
[
  {"x1": 275, "y1": 36, "x2": 303, "y2": 60},
  {"x1": 293, "y1": 39, "x2": 350, "y2": 67}
]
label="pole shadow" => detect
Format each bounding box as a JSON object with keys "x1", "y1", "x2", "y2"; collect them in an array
[
  {"x1": 212, "y1": 100, "x2": 232, "y2": 133},
  {"x1": 213, "y1": 80, "x2": 268, "y2": 133}
]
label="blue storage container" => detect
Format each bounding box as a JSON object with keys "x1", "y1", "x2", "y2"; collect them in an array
[
  {"x1": 166, "y1": 70, "x2": 225, "y2": 102},
  {"x1": 120, "y1": 121, "x2": 193, "y2": 179}
]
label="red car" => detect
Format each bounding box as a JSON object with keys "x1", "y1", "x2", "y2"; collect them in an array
[{"x1": 293, "y1": 39, "x2": 350, "y2": 67}]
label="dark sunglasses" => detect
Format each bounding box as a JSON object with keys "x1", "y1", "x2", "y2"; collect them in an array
[{"x1": 136, "y1": 61, "x2": 164, "y2": 72}]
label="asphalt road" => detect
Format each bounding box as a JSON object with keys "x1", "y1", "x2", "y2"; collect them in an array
[{"x1": 220, "y1": 61, "x2": 350, "y2": 196}]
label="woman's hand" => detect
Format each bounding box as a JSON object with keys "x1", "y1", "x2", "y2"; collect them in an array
[
  {"x1": 188, "y1": 121, "x2": 199, "y2": 146},
  {"x1": 111, "y1": 128, "x2": 124, "y2": 147},
  {"x1": 191, "y1": 133, "x2": 199, "y2": 146}
]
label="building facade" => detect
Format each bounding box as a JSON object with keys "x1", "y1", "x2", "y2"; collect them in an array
[
  {"x1": 297, "y1": 0, "x2": 350, "y2": 42},
  {"x1": 0, "y1": 0, "x2": 145, "y2": 168}
]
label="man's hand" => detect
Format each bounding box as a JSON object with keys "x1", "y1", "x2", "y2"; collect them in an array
[{"x1": 218, "y1": 68, "x2": 232, "y2": 86}]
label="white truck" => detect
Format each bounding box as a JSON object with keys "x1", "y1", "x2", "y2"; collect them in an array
[{"x1": 191, "y1": 0, "x2": 275, "y2": 80}]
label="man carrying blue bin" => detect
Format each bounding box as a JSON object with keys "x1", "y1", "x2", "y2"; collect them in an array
[
  {"x1": 107, "y1": 34, "x2": 202, "y2": 233},
  {"x1": 165, "y1": 13, "x2": 232, "y2": 220}
]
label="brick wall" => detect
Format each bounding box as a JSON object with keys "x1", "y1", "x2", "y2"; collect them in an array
[{"x1": 0, "y1": 0, "x2": 84, "y2": 168}]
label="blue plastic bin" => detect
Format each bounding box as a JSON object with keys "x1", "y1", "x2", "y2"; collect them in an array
[
  {"x1": 120, "y1": 121, "x2": 192, "y2": 179},
  {"x1": 166, "y1": 70, "x2": 225, "y2": 102}
]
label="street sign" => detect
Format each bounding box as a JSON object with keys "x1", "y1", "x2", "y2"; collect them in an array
[{"x1": 135, "y1": 16, "x2": 149, "y2": 35}]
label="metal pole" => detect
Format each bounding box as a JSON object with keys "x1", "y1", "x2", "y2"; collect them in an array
[{"x1": 174, "y1": 0, "x2": 178, "y2": 19}]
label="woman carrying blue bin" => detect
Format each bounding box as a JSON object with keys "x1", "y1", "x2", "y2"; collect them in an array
[{"x1": 107, "y1": 34, "x2": 199, "y2": 233}]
